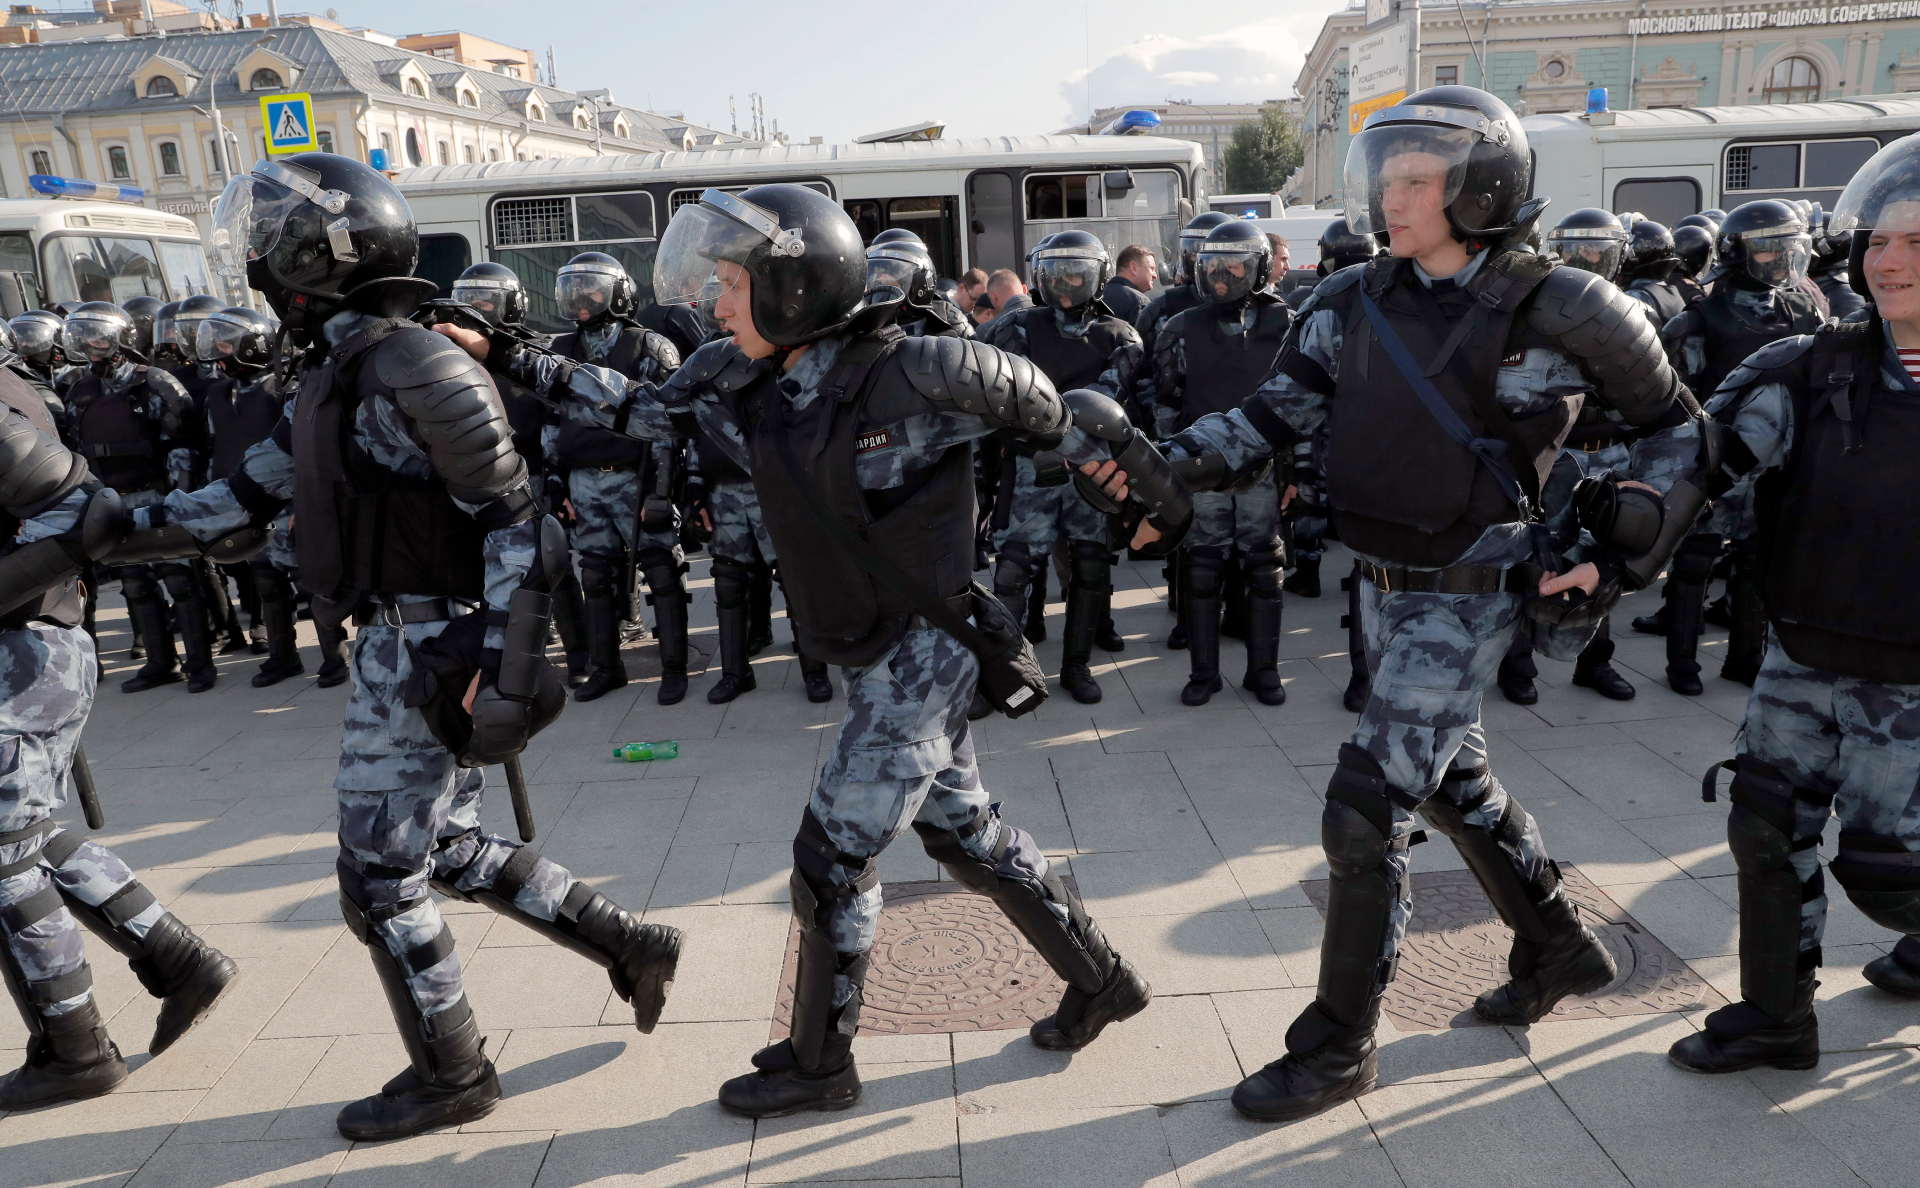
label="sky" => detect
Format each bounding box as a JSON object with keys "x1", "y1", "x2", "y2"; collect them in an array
[{"x1": 312, "y1": 0, "x2": 1351, "y2": 142}]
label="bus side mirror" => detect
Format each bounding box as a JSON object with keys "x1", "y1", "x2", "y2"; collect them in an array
[{"x1": 1103, "y1": 170, "x2": 1134, "y2": 197}]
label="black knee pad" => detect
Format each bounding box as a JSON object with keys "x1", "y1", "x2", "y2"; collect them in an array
[
  {"x1": 118, "y1": 566, "x2": 159, "y2": 605},
  {"x1": 1323, "y1": 744, "x2": 1397, "y2": 880},
  {"x1": 1186, "y1": 547, "x2": 1229, "y2": 598},
  {"x1": 711, "y1": 555, "x2": 752, "y2": 608},
  {"x1": 791, "y1": 810, "x2": 879, "y2": 922},
  {"x1": 1829, "y1": 831, "x2": 1920, "y2": 935},
  {"x1": 578, "y1": 551, "x2": 623, "y2": 597},
  {"x1": 993, "y1": 542, "x2": 1035, "y2": 598},
  {"x1": 1243, "y1": 542, "x2": 1285, "y2": 598}
]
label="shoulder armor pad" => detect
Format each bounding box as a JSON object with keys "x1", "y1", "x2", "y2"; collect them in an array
[
  {"x1": 898, "y1": 336, "x2": 1068, "y2": 440},
  {"x1": 1102, "y1": 315, "x2": 1142, "y2": 346},
  {"x1": 1526, "y1": 265, "x2": 1618, "y2": 333},
  {"x1": 1160, "y1": 308, "x2": 1193, "y2": 339},
  {"x1": 146, "y1": 365, "x2": 190, "y2": 408},
  {"x1": 637, "y1": 327, "x2": 681, "y2": 371},
  {"x1": 373, "y1": 325, "x2": 486, "y2": 390},
  {"x1": 1313, "y1": 263, "x2": 1367, "y2": 300},
  {"x1": 374, "y1": 328, "x2": 526, "y2": 504},
  {"x1": 0, "y1": 404, "x2": 82, "y2": 517},
  {"x1": 1720, "y1": 334, "x2": 1818, "y2": 397},
  {"x1": 1064, "y1": 388, "x2": 1129, "y2": 442}
]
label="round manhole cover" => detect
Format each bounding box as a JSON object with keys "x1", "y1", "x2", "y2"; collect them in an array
[{"x1": 774, "y1": 881, "x2": 1070, "y2": 1037}]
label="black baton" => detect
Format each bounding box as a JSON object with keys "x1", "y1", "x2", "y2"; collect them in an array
[
  {"x1": 71, "y1": 744, "x2": 104, "y2": 830},
  {"x1": 504, "y1": 756, "x2": 535, "y2": 842}
]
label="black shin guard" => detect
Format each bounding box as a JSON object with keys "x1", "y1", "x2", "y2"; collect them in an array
[
  {"x1": 1182, "y1": 548, "x2": 1226, "y2": 702},
  {"x1": 710, "y1": 556, "x2": 756, "y2": 701},
  {"x1": 1418, "y1": 769, "x2": 1553, "y2": 945},
  {"x1": 1243, "y1": 545, "x2": 1285, "y2": 704},
  {"x1": 992, "y1": 543, "x2": 1036, "y2": 628},
  {"x1": 1727, "y1": 758, "x2": 1825, "y2": 1023},
  {"x1": 639, "y1": 550, "x2": 689, "y2": 674},
  {"x1": 1317, "y1": 745, "x2": 1406, "y2": 1024},
  {"x1": 1665, "y1": 533, "x2": 1720, "y2": 691}
]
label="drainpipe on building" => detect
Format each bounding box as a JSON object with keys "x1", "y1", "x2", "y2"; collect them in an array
[
  {"x1": 510, "y1": 119, "x2": 530, "y2": 161},
  {"x1": 1627, "y1": 0, "x2": 1647, "y2": 109},
  {"x1": 50, "y1": 114, "x2": 85, "y2": 180}
]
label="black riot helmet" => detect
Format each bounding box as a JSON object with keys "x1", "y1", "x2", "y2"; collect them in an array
[
  {"x1": 1701, "y1": 208, "x2": 1727, "y2": 222},
  {"x1": 0, "y1": 319, "x2": 17, "y2": 368},
  {"x1": 196, "y1": 305, "x2": 278, "y2": 375},
  {"x1": 653, "y1": 184, "x2": 871, "y2": 348},
  {"x1": 1546, "y1": 208, "x2": 1628, "y2": 281},
  {"x1": 155, "y1": 294, "x2": 224, "y2": 367},
  {"x1": 556, "y1": 251, "x2": 636, "y2": 327},
  {"x1": 1177, "y1": 212, "x2": 1234, "y2": 284},
  {"x1": 1716, "y1": 199, "x2": 1812, "y2": 291},
  {"x1": 1624, "y1": 219, "x2": 1678, "y2": 281},
  {"x1": 1345, "y1": 86, "x2": 1538, "y2": 252},
  {"x1": 61, "y1": 301, "x2": 138, "y2": 368},
  {"x1": 870, "y1": 227, "x2": 925, "y2": 249},
  {"x1": 10, "y1": 311, "x2": 63, "y2": 368},
  {"x1": 866, "y1": 237, "x2": 937, "y2": 308},
  {"x1": 211, "y1": 153, "x2": 430, "y2": 336},
  {"x1": 1315, "y1": 217, "x2": 1378, "y2": 277},
  {"x1": 451, "y1": 260, "x2": 527, "y2": 326},
  {"x1": 1194, "y1": 220, "x2": 1272, "y2": 309},
  {"x1": 1674, "y1": 212, "x2": 1719, "y2": 235},
  {"x1": 1031, "y1": 229, "x2": 1110, "y2": 314},
  {"x1": 1832, "y1": 133, "x2": 1920, "y2": 300},
  {"x1": 121, "y1": 294, "x2": 164, "y2": 356},
  {"x1": 1672, "y1": 224, "x2": 1715, "y2": 280},
  {"x1": 51, "y1": 301, "x2": 83, "y2": 319}
]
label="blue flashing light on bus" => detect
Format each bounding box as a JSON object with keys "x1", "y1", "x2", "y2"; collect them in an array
[
  {"x1": 1105, "y1": 110, "x2": 1162, "y2": 136},
  {"x1": 28, "y1": 175, "x2": 146, "y2": 204},
  {"x1": 1587, "y1": 87, "x2": 1610, "y2": 115}
]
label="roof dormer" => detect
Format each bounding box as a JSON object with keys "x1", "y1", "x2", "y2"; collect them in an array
[
  {"x1": 235, "y1": 45, "x2": 302, "y2": 92},
  {"x1": 433, "y1": 70, "x2": 482, "y2": 109},
  {"x1": 133, "y1": 53, "x2": 199, "y2": 101},
  {"x1": 378, "y1": 58, "x2": 436, "y2": 103},
  {"x1": 499, "y1": 88, "x2": 548, "y2": 123}
]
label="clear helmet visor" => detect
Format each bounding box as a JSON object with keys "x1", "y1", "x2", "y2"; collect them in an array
[
  {"x1": 1742, "y1": 234, "x2": 1812, "y2": 288},
  {"x1": 866, "y1": 255, "x2": 918, "y2": 294},
  {"x1": 652, "y1": 198, "x2": 783, "y2": 310},
  {"x1": 1033, "y1": 254, "x2": 1103, "y2": 310},
  {"x1": 1195, "y1": 249, "x2": 1260, "y2": 305},
  {"x1": 209, "y1": 172, "x2": 302, "y2": 285},
  {"x1": 1547, "y1": 234, "x2": 1626, "y2": 279},
  {"x1": 1833, "y1": 136, "x2": 1920, "y2": 236},
  {"x1": 555, "y1": 268, "x2": 620, "y2": 323},
  {"x1": 195, "y1": 316, "x2": 249, "y2": 362},
  {"x1": 61, "y1": 316, "x2": 121, "y2": 363},
  {"x1": 451, "y1": 280, "x2": 512, "y2": 324},
  {"x1": 10, "y1": 317, "x2": 55, "y2": 356},
  {"x1": 1343, "y1": 124, "x2": 1477, "y2": 237}
]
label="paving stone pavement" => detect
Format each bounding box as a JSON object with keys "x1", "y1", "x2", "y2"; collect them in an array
[{"x1": 4, "y1": 544, "x2": 1915, "y2": 1188}]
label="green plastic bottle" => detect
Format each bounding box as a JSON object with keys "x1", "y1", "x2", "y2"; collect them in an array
[{"x1": 613, "y1": 741, "x2": 679, "y2": 762}]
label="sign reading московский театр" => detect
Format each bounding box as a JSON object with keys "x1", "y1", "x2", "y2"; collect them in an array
[{"x1": 1630, "y1": 3, "x2": 1920, "y2": 34}]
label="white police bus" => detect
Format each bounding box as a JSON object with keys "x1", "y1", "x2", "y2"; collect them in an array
[
  {"x1": 395, "y1": 133, "x2": 1208, "y2": 332},
  {"x1": 0, "y1": 176, "x2": 215, "y2": 317}
]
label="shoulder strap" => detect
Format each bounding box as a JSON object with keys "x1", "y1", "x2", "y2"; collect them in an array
[
  {"x1": 1806, "y1": 320, "x2": 1876, "y2": 454},
  {"x1": 1423, "y1": 251, "x2": 1551, "y2": 377},
  {"x1": 820, "y1": 330, "x2": 904, "y2": 405}
]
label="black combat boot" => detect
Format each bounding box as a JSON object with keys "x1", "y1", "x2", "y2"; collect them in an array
[
  {"x1": 0, "y1": 995, "x2": 127, "y2": 1108},
  {"x1": 551, "y1": 573, "x2": 591, "y2": 687},
  {"x1": 574, "y1": 592, "x2": 629, "y2": 703},
  {"x1": 1342, "y1": 563, "x2": 1370, "y2": 713},
  {"x1": 642, "y1": 557, "x2": 690, "y2": 705},
  {"x1": 1181, "y1": 550, "x2": 1226, "y2": 705},
  {"x1": 59, "y1": 883, "x2": 240, "y2": 1056},
  {"x1": 315, "y1": 622, "x2": 349, "y2": 689},
  {"x1": 1243, "y1": 582, "x2": 1286, "y2": 706},
  {"x1": 1027, "y1": 918, "x2": 1151, "y2": 1051},
  {"x1": 1232, "y1": 998, "x2": 1380, "y2": 1123},
  {"x1": 121, "y1": 597, "x2": 182, "y2": 692},
  {"x1": 1498, "y1": 651, "x2": 1539, "y2": 704},
  {"x1": 708, "y1": 557, "x2": 757, "y2": 704},
  {"x1": 462, "y1": 879, "x2": 682, "y2": 1032},
  {"x1": 1571, "y1": 619, "x2": 1635, "y2": 700},
  {"x1": 1631, "y1": 600, "x2": 1671, "y2": 635},
  {"x1": 798, "y1": 651, "x2": 833, "y2": 703},
  {"x1": 175, "y1": 593, "x2": 217, "y2": 693},
  {"x1": 1864, "y1": 936, "x2": 1920, "y2": 996},
  {"x1": 1669, "y1": 970, "x2": 1820, "y2": 1073},
  {"x1": 721, "y1": 911, "x2": 864, "y2": 1117},
  {"x1": 1472, "y1": 890, "x2": 1617, "y2": 1023},
  {"x1": 1663, "y1": 533, "x2": 1720, "y2": 696},
  {"x1": 251, "y1": 597, "x2": 304, "y2": 687},
  {"x1": 1283, "y1": 554, "x2": 1322, "y2": 598},
  {"x1": 1097, "y1": 615, "x2": 1125, "y2": 652},
  {"x1": 1060, "y1": 544, "x2": 1108, "y2": 704},
  {"x1": 748, "y1": 562, "x2": 775, "y2": 657}
]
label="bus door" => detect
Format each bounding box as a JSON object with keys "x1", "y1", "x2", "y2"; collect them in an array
[{"x1": 965, "y1": 171, "x2": 1020, "y2": 277}]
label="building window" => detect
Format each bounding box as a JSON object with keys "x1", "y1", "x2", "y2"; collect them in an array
[
  {"x1": 207, "y1": 139, "x2": 223, "y2": 174},
  {"x1": 463, "y1": 143, "x2": 476, "y2": 163},
  {"x1": 106, "y1": 146, "x2": 131, "y2": 180},
  {"x1": 145, "y1": 75, "x2": 178, "y2": 98},
  {"x1": 250, "y1": 68, "x2": 283, "y2": 91},
  {"x1": 1543, "y1": 58, "x2": 1567, "y2": 79},
  {"x1": 1764, "y1": 56, "x2": 1822, "y2": 104},
  {"x1": 1435, "y1": 64, "x2": 1459, "y2": 87},
  {"x1": 437, "y1": 140, "x2": 451, "y2": 166},
  {"x1": 516, "y1": 151, "x2": 528, "y2": 161},
  {"x1": 157, "y1": 141, "x2": 181, "y2": 175},
  {"x1": 488, "y1": 147, "x2": 500, "y2": 161},
  {"x1": 317, "y1": 130, "x2": 334, "y2": 154},
  {"x1": 529, "y1": 104, "x2": 543, "y2": 121},
  {"x1": 379, "y1": 131, "x2": 394, "y2": 155},
  {"x1": 29, "y1": 149, "x2": 50, "y2": 175},
  {"x1": 460, "y1": 90, "x2": 477, "y2": 108},
  {"x1": 406, "y1": 78, "x2": 426, "y2": 98}
]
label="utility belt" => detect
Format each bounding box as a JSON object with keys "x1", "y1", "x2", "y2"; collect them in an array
[
  {"x1": 907, "y1": 592, "x2": 974, "y2": 633},
  {"x1": 1358, "y1": 559, "x2": 1538, "y2": 596},
  {"x1": 352, "y1": 596, "x2": 470, "y2": 627}
]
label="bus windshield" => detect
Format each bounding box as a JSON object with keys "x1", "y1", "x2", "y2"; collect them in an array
[
  {"x1": 159, "y1": 240, "x2": 214, "y2": 299},
  {"x1": 42, "y1": 234, "x2": 166, "y2": 304}
]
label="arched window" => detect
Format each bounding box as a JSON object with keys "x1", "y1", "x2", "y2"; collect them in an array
[
  {"x1": 249, "y1": 68, "x2": 283, "y2": 91},
  {"x1": 460, "y1": 90, "x2": 477, "y2": 108},
  {"x1": 575, "y1": 113, "x2": 590, "y2": 130},
  {"x1": 487, "y1": 147, "x2": 500, "y2": 161},
  {"x1": 1764, "y1": 56, "x2": 1821, "y2": 104},
  {"x1": 528, "y1": 104, "x2": 543, "y2": 122},
  {"x1": 436, "y1": 140, "x2": 451, "y2": 166},
  {"x1": 157, "y1": 141, "x2": 181, "y2": 175},
  {"x1": 462, "y1": 143, "x2": 476, "y2": 163},
  {"x1": 145, "y1": 76, "x2": 178, "y2": 98},
  {"x1": 406, "y1": 77, "x2": 426, "y2": 98}
]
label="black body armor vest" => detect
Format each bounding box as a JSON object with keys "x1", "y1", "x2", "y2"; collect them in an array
[
  {"x1": 1754, "y1": 322, "x2": 1920, "y2": 682},
  {"x1": 1015, "y1": 307, "x2": 1131, "y2": 393},
  {"x1": 1173, "y1": 299, "x2": 1291, "y2": 431},
  {"x1": 495, "y1": 374, "x2": 546, "y2": 472},
  {"x1": 696, "y1": 427, "x2": 748, "y2": 483},
  {"x1": 1144, "y1": 285, "x2": 1199, "y2": 334},
  {"x1": 1628, "y1": 278, "x2": 1687, "y2": 327},
  {"x1": 70, "y1": 367, "x2": 165, "y2": 493},
  {"x1": 1322, "y1": 254, "x2": 1578, "y2": 567},
  {"x1": 206, "y1": 374, "x2": 283, "y2": 482},
  {"x1": 0, "y1": 369, "x2": 81, "y2": 629},
  {"x1": 1694, "y1": 285, "x2": 1823, "y2": 399},
  {"x1": 741, "y1": 332, "x2": 976, "y2": 668},
  {"x1": 552, "y1": 325, "x2": 651, "y2": 470},
  {"x1": 289, "y1": 320, "x2": 486, "y2": 623}
]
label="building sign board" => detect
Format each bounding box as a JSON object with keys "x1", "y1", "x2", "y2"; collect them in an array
[{"x1": 1349, "y1": 21, "x2": 1413, "y2": 133}]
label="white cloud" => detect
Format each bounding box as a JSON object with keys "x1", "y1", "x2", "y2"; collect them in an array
[{"x1": 1063, "y1": 14, "x2": 1334, "y2": 116}]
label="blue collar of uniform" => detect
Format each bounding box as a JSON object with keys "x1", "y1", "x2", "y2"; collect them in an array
[{"x1": 1413, "y1": 249, "x2": 1488, "y2": 290}]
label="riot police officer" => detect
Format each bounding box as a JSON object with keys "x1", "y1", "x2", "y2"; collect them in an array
[
  {"x1": 440, "y1": 183, "x2": 1192, "y2": 1120},
  {"x1": 1622, "y1": 219, "x2": 1688, "y2": 326},
  {"x1": 197, "y1": 307, "x2": 301, "y2": 686},
  {"x1": 132, "y1": 153, "x2": 683, "y2": 1140},
  {"x1": 1809, "y1": 209, "x2": 1869, "y2": 320},
  {"x1": 544, "y1": 252, "x2": 685, "y2": 703},
  {"x1": 62, "y1": 303, "x2": 204, "y2": 692},
  {"x1": 1152, "y1": 220, "x2": 1292, "y2": 705},
  {"x1": 980, "y1": 229, "x2": 1140, "y2": 703},
  {"x1": 451, "y1": 261, "x2": 590, "y2": 686},
  {"x1": 1671, "y1": 222, "x2": 1716, "y2": 308},
  {"x1": 1671, "y1": 134, "x2": 1920, "y2": 1074},
  {"x1": 1135, "y1": 211, "x2": 1234, "y2": 434},
  {"x1": 1159, "y1": 87, "x2": 1706, "y2": 1122},
  {"x1": 10, "y1": 311, "x2": 67, "y2": 396},
  {"x1": 0, "y1": 365, "x2": 239, "y2": 1108},
  {"x1": 866, "y1": 232, "x2": 973, "y2": 338},
  {"x1": 1644, "y1": 200, "x2": 1823, "y2": 695}
]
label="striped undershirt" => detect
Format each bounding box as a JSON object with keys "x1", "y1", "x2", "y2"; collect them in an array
[{"x1": 1900, "y1": 347, "x2": 1920, "y2": 387}]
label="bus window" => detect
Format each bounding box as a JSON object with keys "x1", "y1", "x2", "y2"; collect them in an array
[
  {"x1": 1724, "y1": 137, "x2": 1877, "y2": 206},
  {"x1": 1024, "y1": 168, "x2": 1182, "y2": 283},
  {"x1": 667, "y1": 181, "x2": 833, "y2": 217},
  {"x1": 887, "y1": 196, "x2": 959, "y2": 280},
  {"x1": 0, "y1": 232, "x2": 36, "y2": 316},
  {"x1": 1612, "y1": 178, "x2": 1700, "y2": 227},
  {"x1": 492, "y1": 189, "x2": 661, "y2": 332},
  {"x1": 157, "y1": 240, "x2": 212, "y2": 299},
  {"x1": 418, "y1": 233, "x2": 473, "y2": 297},
  {"x1": 967, "y1": 171, "x2": 1019, "y2": 276},
  {"x1": 42, "y1": 235, "x2": 163, "y2": 304},
  {"x1": 845, "y1": 200, "x2": 883, "y2": 243}
]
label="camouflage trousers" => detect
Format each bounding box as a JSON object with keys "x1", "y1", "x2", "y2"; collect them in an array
[
  {"x1": 568, "y1": 465, "x2": 681, "y2": 562},
  {"x1": 1736, "y1": 638, "x2": 1920, "y2": 955},
  {"x1": 0, "y1": 626, "x2": 162, "y2": 1016},
  {"x1": 334, "y1": 618, "x2": 575, "y2": 1017},
  {"x1": 1187, "y1": 471, "x2": 1282, "y2": 554},
  {"x1": 1353, "y1": 581, "x2": 1556, "y2": 977},
  {"x1": 807, "y1": 628, "x2": 1066, "y2": 1001},
  {"x1": 992, "y1": 455, "x2": 1108, "y2": 555},
  {"x1": 708, "y1": 478, "x2": 775, "y2": 566}
]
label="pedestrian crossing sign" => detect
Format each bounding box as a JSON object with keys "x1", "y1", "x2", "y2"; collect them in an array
[{"x1": 260, "y1": 93, "x2": 318, "y2": 155}]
